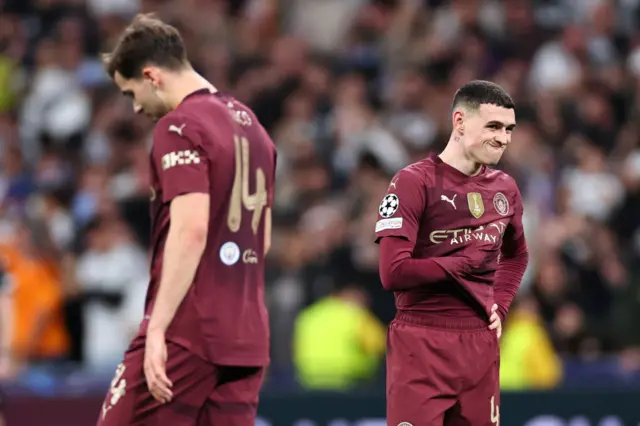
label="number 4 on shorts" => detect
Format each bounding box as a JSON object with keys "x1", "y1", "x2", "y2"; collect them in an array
[{"x1": 490, "y1": 395, "x2": 500, "y2": 426}]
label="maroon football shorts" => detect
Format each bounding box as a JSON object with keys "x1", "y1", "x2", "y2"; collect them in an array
[
  {"x1": 386, "y1": 312, "x2": 500, "y2": 426},
  {"x1": 96, "y1": 337, "x2": 264, "y2": 426}
]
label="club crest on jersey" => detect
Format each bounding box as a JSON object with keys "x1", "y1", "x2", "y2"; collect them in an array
[
  {"x1": 219, "y1": 241, "x2": 240, "y2": 266},
  {"x1": 379, "y1": 194, "x2": 399, "y2": 218},
  {"x1": 467, "y1": 192, "x2": 484, "y2": 219},
  {"x1": 493, "y1": 192, "x2": 509, "y2": 216}
]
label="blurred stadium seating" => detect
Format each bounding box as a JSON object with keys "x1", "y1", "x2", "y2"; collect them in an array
[{"x1": 0, "y1": 0, "x2": 640, "y2": 424}]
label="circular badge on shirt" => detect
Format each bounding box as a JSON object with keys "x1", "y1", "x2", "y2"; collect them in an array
[
  {"x1": 493, "y1": 192, "x2": 509, "y2": 216},
  {"x1": 219, "y1": 241, "x2": 240, "y2": 266},
  {"x1": 379, "y1": 194, "x2": 399, "y2": 218}
]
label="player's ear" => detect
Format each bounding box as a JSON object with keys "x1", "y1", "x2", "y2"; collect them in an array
[
  {"x1": 452, "y1": 110, "x2": 465, "y2": 135},
  {"x1": 142, "y1": 67, "x2": 161, "y2": 89}
]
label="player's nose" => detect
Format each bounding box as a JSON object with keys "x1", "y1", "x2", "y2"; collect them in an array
[{"x1": 495, "y1": 132, "x2": 509, "y2": 145}]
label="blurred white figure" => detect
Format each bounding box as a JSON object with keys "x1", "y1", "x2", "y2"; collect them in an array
[
  {"x1": 561, "y1": 143, "x2": 624, "y2": 222},
  {"x1": 76, "y1": 218, "x2": 147, "y2": 372}
]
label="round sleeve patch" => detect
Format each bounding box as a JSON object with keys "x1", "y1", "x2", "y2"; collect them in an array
[{"x1": 379, "y1": 194, "x2": 400, "y2": 218}]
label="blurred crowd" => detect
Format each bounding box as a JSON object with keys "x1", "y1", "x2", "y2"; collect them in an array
[{"x1": 0, "y1": 0, "x2": 639, "y2": 391}]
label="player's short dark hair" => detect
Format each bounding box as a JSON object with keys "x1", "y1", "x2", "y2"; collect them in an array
[
  {"x1": 102, "y1": 13, "x2": 188, "y2": 79},
  {"x1": 451, "y1": 80, "x2": 515, "y2": 112}
]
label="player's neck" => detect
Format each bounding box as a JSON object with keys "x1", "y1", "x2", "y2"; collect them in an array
[
  {"x1": 165, "y1": 69, "x2": 218, "y2": 110},
  {"x1": 439, "y1": 140, "x2": 483, "y2": 177}
]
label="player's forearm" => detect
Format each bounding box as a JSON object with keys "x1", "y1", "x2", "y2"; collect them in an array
[
  {"x1": 493, "y1": 247, "x2": 529, "y2": 321},
  {"x1": 379, "y1": 236, "x2": 449, "y2": 291},
  {"x1": 148, "y1": 224, "x2": 207, "y2": 333}
]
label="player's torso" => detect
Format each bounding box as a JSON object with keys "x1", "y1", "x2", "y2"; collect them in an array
[
  {"x1": 395, "y1": 158, "x2": 516, "y2": 317},
  {"x1": 415, "y1": 166, "x2": 515, "y2": 260},
  {"x1": 147, "y1": 93, "x2": 275, "y2": 365}
]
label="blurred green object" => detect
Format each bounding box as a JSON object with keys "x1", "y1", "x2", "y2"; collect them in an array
[{"x1": 0, "y1": 56, "x2": 17, "y2": 113}]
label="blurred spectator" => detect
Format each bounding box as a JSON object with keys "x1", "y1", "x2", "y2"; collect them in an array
[
  {"x1": 75, "y1": 217, "x2": 146, "y2": 372},
  {"x1": 500, "y1": 296, "x2": 563, "y2": 390},
  {"x1": 0, "y1": 262, "x2": 14, "y2": 381},
  {"x1": 293, "y1": 282, "x2": 385, "y2": 390},
  {"x1": 0, "y1": 219, "x2": 69, "y2": 374}
]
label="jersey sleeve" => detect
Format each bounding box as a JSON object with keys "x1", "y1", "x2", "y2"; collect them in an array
[
  {"x1": 501, "y1": 183, "x2": 526, "y2": 257},
  {"x1": 374, "y1": 168, "x2": 426, "y2": 244},
  {"x1": 153, "y1": 116, "x2": 211, "y2": 203},
  {"x1": 494, "y1": 181, "x2": 529, "y2": 321}
]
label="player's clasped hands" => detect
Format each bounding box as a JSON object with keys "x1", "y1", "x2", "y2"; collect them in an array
[{"x1": 144, "y1": 330, "x2": 174, "y2": 403}]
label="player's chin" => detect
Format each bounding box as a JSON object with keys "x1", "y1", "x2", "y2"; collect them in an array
[{"x1": 482, "y1": 146, "x2": 505, "y2": 165}]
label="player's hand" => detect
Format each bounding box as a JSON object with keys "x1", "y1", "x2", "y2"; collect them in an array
[
  {"x1": 488, "y1": 303, "x2": 502, "y2": 339},
  {"x1": 144, "y1": 329, "x2": 173, "y2": 403}
]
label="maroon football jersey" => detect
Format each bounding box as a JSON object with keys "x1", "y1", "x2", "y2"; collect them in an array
[
  {"x1": 375, "y1": 152, "x2": 524, "y2": 319},
  {"x1": 138, "y1": 89, "x2": 276, "y2": 366}
]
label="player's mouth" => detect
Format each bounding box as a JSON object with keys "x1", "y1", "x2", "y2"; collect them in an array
[{"x1": 486, "y1": 141, "x2": 506, "y2": 151}]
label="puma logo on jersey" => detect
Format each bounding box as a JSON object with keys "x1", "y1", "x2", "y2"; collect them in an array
[
  {"x1": 441, "y1": 194, "x2": 457, "y2": 209},
  {"x1": 168, "y1": 123, "x2": 186, "y2": 137},
  {"x1": 389, "y1": 178, "x2": 399, "y2": 190}
]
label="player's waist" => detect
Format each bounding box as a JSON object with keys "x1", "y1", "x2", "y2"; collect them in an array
[{"x1": 394, "y1": 310, "x2": 488, "y2": 330}]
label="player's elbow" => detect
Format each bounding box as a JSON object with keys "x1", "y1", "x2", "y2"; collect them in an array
[
  {"x1": 378, "y1": 237, "x2": 410, "y2": 291},
  {"x1": 179, "y1": 223, "x2": 208, "y2": 251},
  {"x1": 379, "y1": 262, "x2": 402, "y2": 291},
  {"x1": 169, "y1": 193, "x2": 210, "y2": 251}
]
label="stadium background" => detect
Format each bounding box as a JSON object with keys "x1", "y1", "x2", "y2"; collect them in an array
[{"x1": 0, "y1": 0, "x2": 639, "y2": 424}]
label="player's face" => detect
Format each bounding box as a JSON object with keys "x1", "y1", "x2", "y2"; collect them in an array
[
  {"x1": 114, "y1": 70, "x2": 171, "y2": 120},
  {"x1": 462, "y1": 104, "x2": 516, "y2": 165}
]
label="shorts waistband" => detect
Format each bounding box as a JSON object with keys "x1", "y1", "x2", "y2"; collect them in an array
[{"x1": 395, "y1": 311, "x2": 488, "y2": 330}]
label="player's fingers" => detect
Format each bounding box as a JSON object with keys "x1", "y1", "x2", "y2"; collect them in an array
[
  {"x1": 151, "y1": 364, "x2": 173, "y2": 401},
  {"x1": 491, "y1": 303, "x2": 498, "y2": 313},
  {"x1": 149, "y1": 386, "x2": 165, "y2": 403},
  {"x1": 150, "y1": 378, "x2": 171, "y2": 403},
  {"x1": 156, "y1": 367, "x2": 173, "y2": 389},
  {"x1": 145, "y1": 361, "x2": 172, "y2": 403},
  {"x1": 488, "y1": 314, "x2": 500, "y2": 330},
  {"x1": 145, "y1": 375, "x2": 164, "y2": 402},
  {"x1": 144, "y1": 365, "x2": 162, "y2": 402}
]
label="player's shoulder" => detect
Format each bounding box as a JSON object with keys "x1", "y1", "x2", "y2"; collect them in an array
[
  {"x1": 393, "y1": 157, "x2": 438, "y2": 185},
  {"x1": 217, "y1": 94, "x2": 275, "y2": 151},
  {"x1": 214, "y1": 93, "x2": 260, "y2": 127},
  {"x1": 484, "y1": 168, "x2": 521, "y2": 195},
  {"x1": 154, "y1": 108, "x2": 204, "y2": 141}
]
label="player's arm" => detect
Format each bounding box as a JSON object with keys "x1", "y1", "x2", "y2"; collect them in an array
[
  {"x1": 149, "y1": 193, "x2": 209, "y2": 333},
  {"x1": 378, "y1": 237, "x2": 450, "y2": 290},
  {"x1": 148, "y1": 117, "x2": 211, "y2": 334},
  {"x1": 493, "y1": 185, "x2": 529, "y2": 322},
  {"x1": 375, "y1": 170, "x2": 451, "y2": 291}
]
